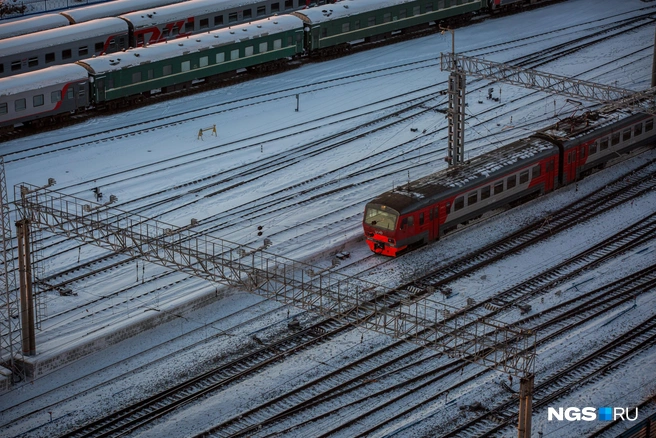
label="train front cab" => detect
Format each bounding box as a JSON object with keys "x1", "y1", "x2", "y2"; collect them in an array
[{"x1": 363, "y1": 204, "x2": 404, "y2": 256}]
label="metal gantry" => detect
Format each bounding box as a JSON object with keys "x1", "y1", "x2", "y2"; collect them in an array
[
  {"x1": 14, "y1": 182, "x2": 536, "y2": 381},
  {"x1": 0, "y1": 158, "x2": 24, "y2": 382}
]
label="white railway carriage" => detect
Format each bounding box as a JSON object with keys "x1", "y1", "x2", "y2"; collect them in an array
[
  {"x1": 0, "y1": 13, "x2": 70, "y2": 40},
  {"x1": 60, "y1": 0, "x2": 189, "y2": 24},
  {"x1": 120, "y1": 0, "x2": 309, "y2": 48},
  {"x1": 0, "y1": 63, "x2": 90, "y2": 128},
  {"x1": 0, "y1": 17, "x2": 129, "y2": 79}
]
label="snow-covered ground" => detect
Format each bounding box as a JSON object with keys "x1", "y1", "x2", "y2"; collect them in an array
[{"x1": 1, "y1": 0, "x2": 655, "y2": 436}]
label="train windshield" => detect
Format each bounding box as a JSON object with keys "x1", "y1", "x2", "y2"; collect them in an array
[{"x1": 364, "y1": 206, "x2": 398, "y2": 231}]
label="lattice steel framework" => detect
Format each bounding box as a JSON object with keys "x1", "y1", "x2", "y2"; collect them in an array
[
  {"x1": 0, "y1": 158, "x2": 24, "y2": 381},
  {"x1": 15, "y1": 183, "x2": 536, "y2": 377},
  {"x1": 440, "y1": 52, "x2": 656, "y2": 115}
]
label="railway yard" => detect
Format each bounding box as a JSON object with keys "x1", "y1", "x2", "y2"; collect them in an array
[{"x1": 1, "y1": 0, "x2": 656, "y2": 437}]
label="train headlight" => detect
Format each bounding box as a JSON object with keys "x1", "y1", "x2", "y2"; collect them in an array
[{"x1": 388, "y1": 238, "x2": 395, "y2": 244}]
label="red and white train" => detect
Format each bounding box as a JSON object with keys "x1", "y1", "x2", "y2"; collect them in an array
[{"x1": 363, "y1": 110, "x2": 656, "y2": 256}]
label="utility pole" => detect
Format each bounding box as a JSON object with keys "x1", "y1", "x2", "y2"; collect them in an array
[{"x1": 440, "y1": 26, "x2": 465, "y2": 166}]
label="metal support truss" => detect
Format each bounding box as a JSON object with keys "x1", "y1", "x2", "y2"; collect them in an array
[
  {"x1": 15, "y1": 183, "x2": 536, "y2": 377},
  {"x1": 0, "y1": 158, "x2": 24, "y2": 381},
  {"x1": 447, "y1": 71, "x2": 466, "y2": 165},
  {"x1": 440, "y1": 52, "x2": 656, "y2": 115}
]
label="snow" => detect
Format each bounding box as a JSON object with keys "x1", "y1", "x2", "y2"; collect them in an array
[
  {"x1": 60, "y1": 0, "x2": 188, "y2": 24},
  {"x1": 0, "y1": 0, "x2": 655, "y2": 437},
  {"x1": 0, "y1": 64, "x2": 88, "y2": 96}
]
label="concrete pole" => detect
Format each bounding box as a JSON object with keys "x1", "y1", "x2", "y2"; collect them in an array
[
  {"x1": 652, "y1": 25, "x2": 656, "y2": 87},
  {"x1": 17, "y1": 219, "x2": 35, "y2": 356},
  {"x1": 517, "y1": 374, "x2": 534, "y2": 438}
]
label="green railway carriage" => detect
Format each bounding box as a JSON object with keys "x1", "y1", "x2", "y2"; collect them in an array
[
  {"x1": 293, "y1": 0, "x2": 484, "y2": 54},
  {"x1": 78, "y1": 16, "x2": 305, "y2": 105}
]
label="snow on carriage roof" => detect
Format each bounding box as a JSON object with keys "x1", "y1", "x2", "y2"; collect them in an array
[
  {"x1": 0, "y1": 64, "x2": 88, "y2": 97},
  {"x1": 0, "y1": 13, "x2": 70, "y2": 40},
  {"x1": 0, "y1": 18, "x2": 127, "y2": 58},
  {"x1": 79, "y1": 15, "x2": 303, "y2": 74},
  {"x1": 294, "y1": 0, "x2": 416, "y2": 23},
  {"x1": 60, "y1": 0, "x2": 188, "y2": 24},
  {"x1": 120, "y1": 0, "x2": 289, "y2": 29}
]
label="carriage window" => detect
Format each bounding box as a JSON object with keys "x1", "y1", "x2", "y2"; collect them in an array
[
  {"x1": 271, "y1": 2, "x2": 280, "y2": 12},
  {"x1": 287, "y1": 36, "x2": 293, "y2": 46},
  {"x1": 0, "y1": 103, "x2": 6, "y2": 115},
  {"x1": 468, "y1": 191, "x2": 478, "y2": 205},
  {"x1": 646, "y1": 119, "x2": 654, "y2": 131},
  {"x1": 600, "y1": 138, "x2": 608, "y2": 150},
  {"x1": 285, "y1": 0, "x2": 293, "y2": 8},
  {"x1": 67, "y1": 88, "x2": 74, "y2": 99},
  {"x1": 243, "y1": 9, "x2": 252, "y2": 19},
  {"x1": 214, "y1": 15, "x2": 223, "y2": 25},
  {"x1": 181, "y1": 60, "x2": 190, "y2": 72},
  {"x1": 132, "y1": 71, "x2": 142, "y2": 83},
  {"x1": 424, "y1": 4, "x2": 433, "y2": 12},
  {"x1": 46, "y1": 52, "x2": 55, "y2": 63},
  {"x1": 259, "y1": 42, "x2": 268, "y2": 53},
  {"x1": 532, "y1": 165, "x2": 541, "y2": 177},
  {"x1": 200, "y1": 18, "x2": 209, "y2": 29},
  {"x1": 383, "y1": 13, "x2": 391, "y2": 23},
  {"x1": 589, "y1": 143, "x2": 597, "y2": 155},
  {"x1": 95, "y1": 42, "x2": 104, "y2": 52},
  {"x1": 519, "y1": 170, "x2": 529, "y2": 184},
  {"x1": 257, "y1": 6, "x2": 266, "y2": 16},
  {"x1": 51, "y1": 90, "x2": 61, "y2": 103},
  {"x1": 274, "y1": 39, "x2": 282, "y2": 49},
  {"x1": 321, "y1": 27, "x2": 328, "y2": 38},
  {"x1": 634, "y1": 123, "x2": 642, "y2": 136},
  {"x1": 33, "y1": 94, "x2": 44, "y2": 107},
  {"x1": 28, "y1": 57, "x2": 38, "y2": 67},
  {"x1": 439, "y1": 0, "x2": 445, "y2": 8},
  {"x1": 172, "y1": 26, "x2": 179, "y2": 36},
  {"x1": 546, "y1": 161, "x2": 554, "y2": 172},
  {"x1": 399, "y1": 9, "x2": 406, "y2": 19},
  {"x1": 200, "y1": 56, "x2": 208, "y2": 67},
  {"x1": 228, "y1": 13, "x2": 238, "y2": 22},
  {"x1": 419, "y1": 212, "x2": 424, "y2": 225},
  {"x1": 365, "y1": 207, "x2": 397, "y2": 231},
  {"x1": 354, "y1": 20, "x2": 360, "y2": 30},
  {"x1": 163, "y1": 64, "x2": 172, "y2": 75},
  {"x1": 342, "y1": 23, "x2": 350, "y2": 32},
  {"x1": 413, "y1": 6, "x2": 420, "y2": 15},
  {"x1": 611, "y1": 132, "x2": 620, "y2": 146},
  {"x1": 11, "y1": 61, "x2": 21, "y2": 71},
  {"x1": 216, "y1": 53, "x2": 225, "y2": 63},
  {"x1": 494, "y1": 181, "x2": 504, "y2": 195},
  {"x1": 62, "y1": 49, "x2": 72, "y2": 60},
  {"x1": 79, "y1": 46, "x2": 88, "y2": 56},
  {"x1": 507, "y1": 175, "x2": 517, "y2": 189},
  {"x1": 245, "y1": 46, "x2": 253, "y2": 57},
  {"x1": 454, "y1": 196, "x2": 464, "y2": 211},
  {"x1": 15, "y1": 99, "x2": 26, "y2": 111},
  {"x1": 78, "y1": 88, "x2": 85, "y2": 98},
  {"x1": 481, "y1": 186, "x2": 490, "y2": 200},
  {"x1": 230, "y1": 49, "x2": 239, "y2": 60},
  {"x1": 185, "y1": 22, "x2": 193, "y2": 32},
  {"x1": 622, "y1": 128, "x2": 631, "y2": 141},
  {"x1": 368, "y1": 16, "x2": 376, "y2": 26}
]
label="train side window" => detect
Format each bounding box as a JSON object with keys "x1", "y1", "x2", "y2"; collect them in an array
[
  {"x1": 172, "y1": 26, "x2": 179, "y2": 36},
  {"x1": 611, "y1": 132, "x2": 620, "y2": 146},
  {"x1": 622, "y1": 128, "x2": 631, "y2": 141},
  {"x1": 11, "y1": 61, "x2": 21, "y2": 71},
  {"x1": 0, "y1": 103, "x2": 7, "y2": 115},
  {"x1": 646, "y1": 119, "x2": 654, "y2": 132},
  {"x1": 28, "y1": 57, "x2": 38, "y2": 68},
  {"x1": 467, "y1": 191, "x2": 477, "y2": 206},
  {"x1": 368, "y1": 16, "x2": 376, "y2": 26},
  {"x1": 200, "y1": 18, "x2": 209, "y2": 29},
  {"x1": 132, "y1": 71, "x2": 142, "y2": 83},
  {"x1": 532, "y1": 165, "x2": 541, "y2": 177},
  {"x1": 62, "y1": 49, "x2": 72, "y2": 60},
  {"x1": 399, "y1": 9, "x2": 406, "y2": 19},
  {"x1": 494, "y1": 181, "x2": 504, "y2": 195},
  {"x1": 413, "y1": 6, "x2": 420, "y2": 15},
  {"x1": 634, "y1": 123, "x2": 642, "y2": 136},
  {"x1": 321, "y1": 27, "x2": 328, "y2": 38},
  {"x1": 67, "y1": 88, "x2": 74, "y2": 99},
  {"x1": 271, "y1": 2, "x2": 280, "y2": 13},
  {"x1": 228, "y1": 12, "x2": 238, "y2": 23},
  {"x1": 147, "y1": 69, "x2": 153, "y2": 79},
  {"x1": 519, "y1": 170, "x2": 529, "y2": 184},
  {"x1": 245, "y1": 46, "x2": 253, "y2": 57},
  {"x1": 108, "y1": 38, "x2": 116, "y2": 50},
  {"x1": 438, "y1": 0, "x2": 445, "y2": 8},
  {"x1": 298, "y1": 0, "x2": 304, "y2": 6},
  {"x1": 200, "y1": 56, "x2": 209, "y2": 67},
  {"x1": 287, "y1": 36, "x2": 293, "y2": 46},
  {"x1": 214, "y1": 15, "x2": 223, "y2": 26},
  {"x1": 507, "y1": 175, "x2": 516, "y2": 189},
  {"x1": 230, "y1": 49, "x2": 239, "y2": 60},
  {"x1": 419, "y1": 212, "x2": 424, "y2": 225},
  {"x1": 429, "y1": 208, "x2": 434, "y2": 221},
  {"x1": 94, "y1": 42, "x2": 103, "y2": 52},
  {"x1": 243, "y1": 9, "x2": 252, "y2": 19},
  {"x1": 79, "y1": 46, "x2": 88, "y2": 56},
  {"x1": 546, "y1": 161, "x2": 554, "y2": 172},
  {"x1": 216, "y1": 53, "x2": 225, "y2": 63},
  {"x1": 181, "y1": 61, "x2": 191, "y2": 72},
  {"x1": 383, "y1": 13, "x2": 391, "y2": 23},
  {"x1": 589, "y1": 143, "x2": 597, "y2": 155},
  {"x1": 15, "y1": 99, "x2": 26, "y2": 112},
  {"x1": 354, "y1": 20, "x2": 360, "y2": 30},
  {"x1": 0, "y1": 64, "x2": 4, "y2": 74},
  {"x1": 184, "y1": 22, "x2": 193, "y2": 32},
  {"x1": 600, "y1": 138, "x2": 608, "y2": 150},
  {"x1": 78, "y1": 88, "x2": 85, "y2": 98},
  {"x1": 33, "y1": 94, "x2": 44, "y2": 107},
  {"x1": 454, "y1": 196, "x2": 464, "y2": 211},
  {"x1": 342, "y1": 23, "x2": 350, "y2": 33},
  {"x1": 259, "y1": 42, "x2": 268, "y2": 53},
  {"x1": 273, "y1": 39, "x2": 282, "y2": 49},
  {"x1": 257, "y1": 6, "x2": 266, "y2": 16},
  {"x1": 163, "y1": 65, "x2": 172, "y2": 76},
  {"x1": 424, "y1": 4, "x2": 433, "y2": 12},
  {"x1": 285, "y1": 0, "x2": 293, "y2": 9},
  {"x1": 481, "y1": 186, "x2": 490, "y2": 200}
]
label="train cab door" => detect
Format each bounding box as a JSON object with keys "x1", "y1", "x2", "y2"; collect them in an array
[{"x1": 94, "y1": 76, "x2": 106, "y2": 103}]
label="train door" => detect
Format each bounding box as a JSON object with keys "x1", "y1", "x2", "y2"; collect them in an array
[
  {"x1": 564, "y1": 148, "x2": 578, "y2": 184},
  {"x1": 311, "y1": 26, "x2": 321, "y2": 51},
  {"x1": 431, "y1": 206, "x2": 440, "y2": 241},
  {"x1": 95, "y1": 76, "x2": 106, "y2": 103}
]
